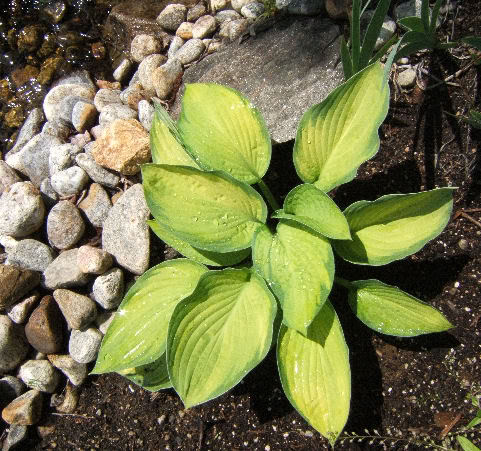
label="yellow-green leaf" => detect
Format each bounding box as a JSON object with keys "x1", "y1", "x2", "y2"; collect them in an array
[
  {"x1": 333, "y1": 188, "x2": 454, "y2": 265},
  {"x1": 178, "y1": 83, "x2": 271, "y2": 184},
  {"x1": 150, "y1": 102, "x2": 198, "y2": 167},
  {"x1": 92, "y1": 259, "x2": 207, "y2": 374},
  {"x1": 252, "y1": 221, "x2": 334, "y2": 335},
  {"x1": 277, "y1": 301, "x2": 351, "y2": 446},
  {"x1": 167, "y1": 269, "x2": 277, "y2": 408},
  {"x1": 117, "y1": 354, "x2": 171, "y2": 392},
  {"x1": 272, "y1": 184, "x2": 351, "y2": 240},
  {"x1": 142, "y1": 164, "x2": 267, "y2": 253},
  {"x1": 348, "y1": 279, "x2": 453, "y2": 336},
  {"x1": 293, "y1": 63, "x2": 389, "y2": 192},
  {"x1": 148, "y1": 219, "x2": 250, "y2": 267}
]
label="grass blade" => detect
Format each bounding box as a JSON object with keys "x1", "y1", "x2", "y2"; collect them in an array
[
  {"x1": 340, "y1": 36, "x2": 353, "y2": 80},
  {"x1": 359, "y1": 0, "x2": 392, "y2": 70},
  {"x1": 421, "y1": 0, "x2": 430, "y2": 32},
  {"x1": 430, "y1": 0, "x2": 444, "y2": 34},
  {"x1": 350, "y1": 0, "x2": 361, "y2": 74},
  {"x1": 369, "y1": 34, "x2": 399, "y2": 67}
]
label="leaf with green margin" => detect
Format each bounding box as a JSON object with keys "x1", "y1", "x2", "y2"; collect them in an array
[
  {"x1": 348, "y1": 279, "x2": 453, "y2": 336},
  {"x1": 178, "y1": 83, "x2": 271, "y2": 185},
  {"x1": 271, "y1": 184, "x2": 351, "y2": 240},
  {"x1": 117, "y1": 354, "x2": 171, "y2": 392},
  {"x1": 398, "y1": 16, "x2": 425, "y2": 32},
  {"x1": 142, "y1": 164, "x2": 267, "y2": 253},
  {"x1": 277, "y1": 300, "x2": 351, "y2": 446},
  {"x1": 252, "y1": 220, "x2": 335, "y2": 335},
  {"x1": 167, "y1": 268, "x2": 277, "y2": 408},
  {"x1": 148, "y1": 219, "x2": 250, "y2": 267},
  {"x1": 457, "y1": 436, "x2": 481, "y2": 451},
  {"x1": 150, "y1": 102, "x2": 198, "y2": 167},
  {"x1": 92, "y1": 259, "x2": 207, "y2": 374},
  {"x1": 332, "y1": 188, "x2": 454, "y2": 266},
  {"x1": 293, "y1": 63, "x2": 389, "y2": 193}
]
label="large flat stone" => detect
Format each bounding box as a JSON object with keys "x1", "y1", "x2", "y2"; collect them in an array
[{"x1": 174, "y1": 16, "x2": 344, "y2": 143}]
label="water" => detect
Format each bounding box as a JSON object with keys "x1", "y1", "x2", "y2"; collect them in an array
[{"x1": 0, "y1": 0, "x2": 119, "y2": 150}]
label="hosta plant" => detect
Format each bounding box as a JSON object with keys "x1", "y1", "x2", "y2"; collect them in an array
[{"x1": 92, "y1": 62, "x2": 454, "y2": 446}]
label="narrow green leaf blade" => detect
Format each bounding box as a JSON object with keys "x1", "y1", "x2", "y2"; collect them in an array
[
  {"x1": 271, "y1": 184, "x2": 351, "y2": 240},
  {"x1": 429, "y1": 0, "x2": 443, "y2": 34},
  {"x1": 118, "y1": 354, "x2": 172, "y2": 392},
  {"x1": 462, "y1": 36, "x2": 481, "y2": 51},
  {"x1": 358, "y1": 0, "x2": 391, "y2": 70},
  {"x1": 457, "y1": 436, "x2": 481, "y2": 451},
  {"x1": 277, "y1": 301, "x2": 351, "y2": 445},
  {"x1": 398, "y1": 16, "x2": 425, "y2": 32},
  {"x1": 150, "y1": 102, "x2": 198, "y2": 167},
  {"x1": 340, "y1": 36, "x2": 353, "y2": 80},
  {"x1": 351, "y1": 0, "x2": 361, "y2": 74},
  {"x1": 167, "y1": 268, "x2": 277, "y2": 408},
  {"x1": 92, "y1": 259, "x2": 207, "y2": 374},
  {"x1": 348, "y1": 279, "x2": 453, "y2": 336},
  {"x1": 142, "y1": 164, "x2": 267, "y2": 253},
  {"x1": 252, "y1": 221, "x2": 335, "y2": 335},
  {"x1": 178, "y1": 83, "x2": 271, "y2": 184},
  {"x1": 421, "y1": 0, "x2": 430, "y2": 32},
  {"x1": 148, "y1": 219, "x2": 250, "y2": 267},
  {"x1": 293, "y1": 63, "x2": 389, "y2": 192},
  {"x1": 333, "y1": 188, "x2": 454, "y2": 266}
]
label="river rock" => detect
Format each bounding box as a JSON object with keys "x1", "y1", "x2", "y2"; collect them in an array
[
  {"x1": 72, "y1": 100, "x2": 98, "y2": 132},
  {"x1": 325, "y1": 0, "x2": 349, "y2": 19},
  {"x1": 49, "y1": 143, "x2": 74, "y2": 175},
  {"x1": 18, "y1": 360, "x2": 60, "y2": 393},
  {"x1": 75, "y1": 153, "x2": 120, "y2": 188},
  {"x1": 398, "y1": 67, "x2": 417, "y2": 88},
  {"x1": 8, "y1": 108, "x2": 44, "y2": 156},
  {"x1": 241, "y1": 2, "x2": 265, "y2": 19},
  {"x1": 94, "y1": 88, "x2": 122, "y2": 112},
  {"x1": 43, "y1": 84, "x2": 96, "y2": 123},
  {"x1": 41, "y1": 120, "x2": 71, "y2": 140},
  {"x1": 215, "y1": 10, "x2": 242, "y2": 23},
  {"x1": 91, "y1": 119, "x2": 151, "y2": 175},
  {"x1": 50, "y1": 166, "x2": 89, "y2": 196},
  {"x1": 43, "y1": 249, "x2": 90, "y2": 290},
  {"x1": 39, "y1": 177, "x2": 59, "y2": 207},
  {"x1": 6, "y1": 292, "x2": 39, "y2": 324},
  {"x1": 0, "y1": 315, "x2": 29, "y2": 373},
  {"x1": 48, "y1": 354, "x2": 87, "y2": 386},
  {"x1": 138, "y1": 53, "x2": 168, "y2": 93},
  {"x1": 113, "y1": 58, "x2": 133, "y2": 82},
  {"x1": 192, "y1": 15, "x2": 217, "y2": 39},
  {"x1": 231, "y1": 0, "x2": 251, "y2": 12},
  {"x1": 2, "y1": 424, "x2": 28, "y2": 451},
  {"x1": 96, "y1": 310, "x2": 115, "y2": 335},
  {"x1": 6, "y1": 239, "x2": 55, "y2": 272},
  {"x1": 175, "y1": 15, "x2": 344, "y2": 143},
  {"x1": 47, "y1": 201, "x2": 85, "y2": 250},
  {"x1": 1, "y1": 390, "x2": 43, "y2": 425},
  {"x1": 78, "y1": 183, "x2": 113, "y2": 228},
  {"x1": 188, "y1": 2, "x2": 206, "y2": 21},
  {"x1": 138, "y1": 99, "x2": 155, "y2": 131},
  {"x1": 0, "y1": 264, "x2": 40, "y2": 310},
  {"x1": 98, "y1": 103, "x2": 138, "y2": 126},
  {"x1": 77, "y1": 245, "x2": 113, "y2": 275},
  {"x1": 119, "y1": 85, "x2": 151, "y2": 111},
  {"x1": 131, "y1": 34, "x2": 163, "y2": 63},
  {"x1": 6, "y1": 133, "x2": 61, "y2": 187},
  {"x1": 102, "y1": 184, "x2": 150, "y2": 275},
  {"x1": 0, "y1": 182, "x2": 45, "y2": 238},
  {"x1": 24, "y1": 295, "x2": 65, "y2": 354},
  {"x1": 0, "y1": 161, "x2": 22, "y2": 196},
  {"x1": 218, "y1": 18, "x2": 249, "y2": 41},
  {"x1": 53, "y1": 289, "x2": 97, "y2": 330},
  {"x1": 168, "y1": 36, "x2": 185, "y2": 58},
  {"x1": 157, "y1": 4, "x2": 187, "y2": 31},
  {"x1": 152, "y1": 58, "x2": 183, "y2": 99},
  {"x1": 174, "y1": 38, "x2": 205, "y2": 65},
  {"x1": 176, "y1": 21, "x2": 193, "y2": 39},
  {"x1": 69, "y1": 327, "x2": 103, "y2": 364},
  {"x1": 92, "y1": 267, "x2": 124, "y2": 309}
]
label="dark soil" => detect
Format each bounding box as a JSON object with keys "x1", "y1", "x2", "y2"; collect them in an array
[{"x1": 7, "y1": 1, "x2": 481, "y2": 450}]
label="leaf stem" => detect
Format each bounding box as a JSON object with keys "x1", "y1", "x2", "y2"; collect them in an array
[
  {"x1": 257, "y1": 179, "x2": 281, "y2": 211},
  {"x1": 334, "y1": 277, "x2": 354, "y2": 290}
]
